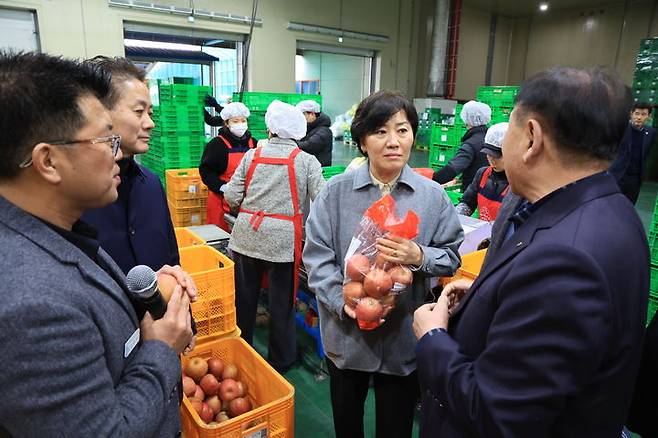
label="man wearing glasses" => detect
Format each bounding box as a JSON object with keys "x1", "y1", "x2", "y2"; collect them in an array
[{"x1": 0, "y1": 51, "x2": 192, "y2": 436}]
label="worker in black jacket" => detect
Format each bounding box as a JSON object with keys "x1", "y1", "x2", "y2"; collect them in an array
[
  {"x1": 455, "y1": 122, "x2": 509, "y2": 222},
  {"x1": 296, "y1": 100, "x2": 333, "y2": 166},
  {"x1": 203, "y1": 94, "x2": 223, "y2": 127},
  {"x1": 433, "y1": 101, "x2": 492, "y2": 189}
]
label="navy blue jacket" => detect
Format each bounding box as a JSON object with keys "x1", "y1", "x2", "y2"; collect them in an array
[
  {"x1": 416, "y1": 172, "x2": 648, "y2": 438},
  {"x1": 609, "y1": 122, "x2": 655, "y2": 181},
  {"x1": 82, "y1": 159, "x2": 180, "y2": 275}
]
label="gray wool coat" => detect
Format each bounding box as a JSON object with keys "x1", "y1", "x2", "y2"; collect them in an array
[
  {"x1": 303, "y1": 164, "x2": 464, "y2": 375},
  {"x1": 0, "y1": 196, "x2": 182, "y2": 437}
]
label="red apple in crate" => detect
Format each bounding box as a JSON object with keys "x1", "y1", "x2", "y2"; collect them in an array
[
  {"x1": 200, "y1": 402, "x2": 214, "y2": 423},
  {"x1": 205, "y1": 395, "x2": 222, "y2": 415},
  {"x1": 207, "y1": 358, "x2": 225, "y2": 379},
  {"x1": 363, "y1": 269, "x2": 392, "y2": 299},
  {"x1": 182, "y1": 376, "x2": 196, "y2": 397},
  {"x1": 185, "y1": 357, "x2": 208, "y2": 382},
  {"x1": 199, "y1": 374, "x2": 220, "y2": 396},
  {"x1": 215, "y1": 411, "x2": 230, "y2": 423},
  {"x1": 236, "y1": 381, "x2": 248, "y2": 398},
  {"x1": 343, "y1": 282, "x2": 366, "y2": 308},
  {"x1": 228, "y1": 397, "x2": 253, "y2": 418},
  {"x1": 222, "y1": 363, "x2": 239, "y2": 380},
  {"x1": 219, "y1": 378, "x2": 239, "y2": 402},
  {"x1": 193, "y1": 385, "x2": 205, "y2": 400},
  {"x1": 355, "y1": 297, "x2": 384, "y2": 323},
  {"x1": 346, "y1": 254, "x2": 370, "y2": 281},
  {"x1": 189, "y1": 398, "x2": 203, "y2": 416}
]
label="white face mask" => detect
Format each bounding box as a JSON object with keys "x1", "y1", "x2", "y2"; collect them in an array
[{"x1": 229, "y1": 122, "x2": 248, "y2": 137}]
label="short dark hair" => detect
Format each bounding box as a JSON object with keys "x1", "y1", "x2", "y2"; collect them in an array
[
  {"x1": 514, "y1": 66, "x2": 632, "y2": 161},
  {"x1": 86, "y1": 56, "x2": 146, "y2": 109},
  {"x1": 0, "y1": 51, "x2": 111, "y2": 180},
  {"x1": 633, "y1": 102, "x2": 653, "y2": 114},
  {"x1": 351, "y1": 90, "x2": 419, "y2": 156}
]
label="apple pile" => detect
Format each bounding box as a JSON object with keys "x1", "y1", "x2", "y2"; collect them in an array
[
  {"x1": 183, "y1": 356, "x2": 254, "y2": 427},
  {"x1": 343, "y1": 253, "x2": 413, "y2": 327}
]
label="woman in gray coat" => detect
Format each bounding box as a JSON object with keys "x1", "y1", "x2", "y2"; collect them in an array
[{"x1": 303, "y1": 91, "x2": 463, "y2": 438}]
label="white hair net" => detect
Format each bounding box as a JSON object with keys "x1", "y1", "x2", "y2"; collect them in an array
[
  {"x1": 296, "y1": 100, "x2": 321, "y2": 113},
  {"x1": 484, "y1": 122, "x2": 509, "y2": 149},
  {"x1": 220, "y1": 102, "x2": 250, "y2": 121},
  {"x1": 460, "y1": 101, "x2": 492, "y2": 126},
  {"x1": 265, "y1": 100, "x2": 307, "y2": 140}
]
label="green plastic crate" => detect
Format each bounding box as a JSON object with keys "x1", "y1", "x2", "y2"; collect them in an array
[
  {"x1": 651, "y1": 266, "x2": 658, "y2": 293},
  {"x1": 232, "y1": 92, "x2": 322, "y2": 112},
  {"x1": 250, "y1": 129, "x2": 269, "y2": 141},
  {"x1": 431, "y1": 125, "x2": 464, "y2": 147},
  {"x1": 648, "y1": 296, "x2": 658, "y2": 325},
  {"x1": 141, "y1": 154, "x2": 201, "y2": 171},
  {"x1": 649, "y1": 231, "x2": 658, "y2": 265},
  {"x1": 159, "y1": 84, "x2": 212, "y2": 106},
  {"x1": 321, "y1": 165, "x2": 346, "y2": 180},
  {"x1": 477, "y1": 86, "x2": 519, "y2": 107},
  {"x1": 429, "y1": 144, "x2": 459, "y2": 167},
  {"x1": 446, "y1": 190, "x2": 461, "y2": 206}
]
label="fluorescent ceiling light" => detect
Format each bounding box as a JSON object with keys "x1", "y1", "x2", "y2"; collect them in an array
[{"x1": 539, "y1": 3, "x2": 549, "y2": 12}]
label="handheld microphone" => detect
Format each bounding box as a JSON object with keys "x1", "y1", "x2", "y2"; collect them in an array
[{"x1": 126, "y1": 265, "x2": 168, "y2": 320}]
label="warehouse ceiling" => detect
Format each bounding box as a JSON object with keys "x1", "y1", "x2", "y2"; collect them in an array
[{"x1": 463, "y1": 0, "x2": 634, "y2": 17}]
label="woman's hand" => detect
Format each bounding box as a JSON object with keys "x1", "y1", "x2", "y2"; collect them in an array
[{"x1": 375, "y1": 235, "x2": 423, "y2": 267}]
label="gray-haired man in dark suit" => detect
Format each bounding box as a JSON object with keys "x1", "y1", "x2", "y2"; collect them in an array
[{"x1": 0, "y1": 51, "x2": 192, "y2": 437}]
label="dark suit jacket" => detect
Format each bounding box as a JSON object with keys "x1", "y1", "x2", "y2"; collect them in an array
[
  {"x1": 82, "y1": 160, "x2": 179, "y2": 275},
  {"x1": 416, "y1": 173, "x2": 648, "y2": 437},
  {"x1": 0, "y1": 196, "x2": 182, "y2": 437},
  {"x1": 609, "y1": 122, "x2": 656, "y2": 181},
  {"x1": 482, "y1": 192, "x2": 522, "y2": 266}
]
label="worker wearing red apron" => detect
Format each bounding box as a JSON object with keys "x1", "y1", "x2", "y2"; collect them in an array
[
  {"x1": 476, "y1": 166, "x2": 510, "y2": 221},
  {"x1": 220, "y1": 100, "x2": 325, "y2": 373},
  {"x1": 199, "y1": 101, "x2": 255, "y2": 231},
  {"x1": 454, "y1": 122, "x2": 510, "y2": 221}
]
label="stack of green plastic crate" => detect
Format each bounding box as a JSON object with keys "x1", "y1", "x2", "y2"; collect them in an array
[
  {"x1": 416, "y1": 108, "x2": 443, "y2": 150},
  {"x1": 476, "y1": 86, "x2": 518, "y2": 126},
  {"x1": 428, "y1": 103, "x2": 467, "y2": 170},
  {"x1": 647, "y1": 199, "x2": 658, "y2": 324},
  {"x1": 232, "y1": 92, "x2": 322, "y2": 141},
  {"x1": 633, "y1": 38, "x2": 658, "y2": 128},
  {"x1": 142, "y1": 82, "x2": 212, "y2": 185}
]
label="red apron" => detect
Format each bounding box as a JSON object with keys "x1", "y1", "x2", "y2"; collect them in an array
[
  {"x1": 206, "y1": 135, "x2": 255, "y2": 231},
  {"x1": 239, "y1": 146, "x2": 304, "y2": 300},
  {"x1": 476, "y1": 166, "x2": 509, "y2": 222}
]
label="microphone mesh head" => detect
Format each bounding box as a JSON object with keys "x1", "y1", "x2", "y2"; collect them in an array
[{"x1": 126, "y1": 265, "x2": 157, "y2": 296}]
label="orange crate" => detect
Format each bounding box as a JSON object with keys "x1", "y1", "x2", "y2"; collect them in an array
[
  {"x1": 440, "y1": 249, "x2": 487, "y2": 285},
  {"x1": 180, "y1": 337, "x2": 295, "y2": 438},
  {"x1": 168, "y1": 195, "x2": 208, "y2": 208},
  {"x1": 413, "y1": 167, "x2": 434, "y2": 179},
  {"x1": 180, "y1": 246, "x2": 236, "y2": 341},
  {"x1": 166, "y1": 168, "x2": 208, "y2": 199},
  {"x1": 169, "y1": 202, "x2": 206, "y2": 227},
  {"x1": 175, "y1": 227, "x2": 206, "y2": 248}
]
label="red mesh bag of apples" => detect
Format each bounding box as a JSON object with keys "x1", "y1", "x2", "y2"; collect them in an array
[{"x1": 343, "y1": 194, "x2": 419, "y2": 330}]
